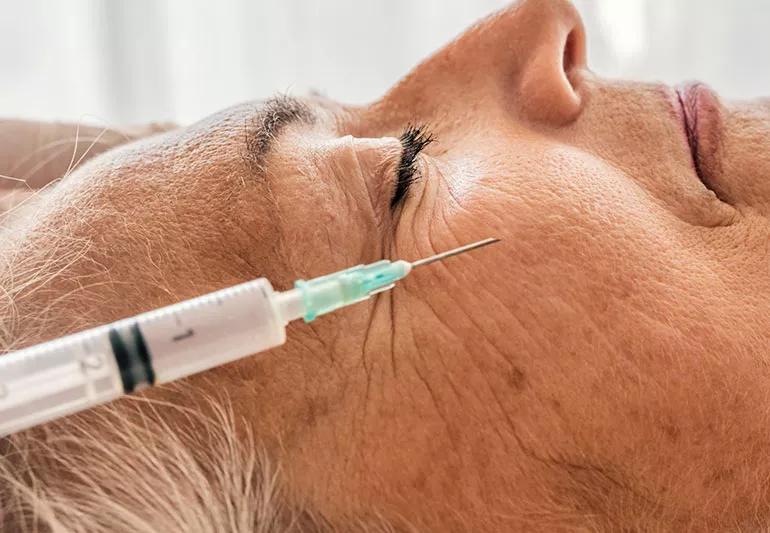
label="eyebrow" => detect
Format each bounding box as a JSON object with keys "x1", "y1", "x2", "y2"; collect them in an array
[{"x1": 244, "y1": 95, "x2": 316, "y2": 173}]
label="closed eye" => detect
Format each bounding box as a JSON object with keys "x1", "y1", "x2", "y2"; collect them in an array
[{"x1": 391, "y1": 125, "x2": 434, "y2": 209}]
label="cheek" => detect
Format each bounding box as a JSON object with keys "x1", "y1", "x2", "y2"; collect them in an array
[
  {"x1": 444, "y1": 150, "x2": 733, "y2": 367},
  {"x1": 719, "y1": 104, "x2": 770, "y2": 212},
  {"x1": 414, "y1": 151, "x2": 767, "y2": 473}
]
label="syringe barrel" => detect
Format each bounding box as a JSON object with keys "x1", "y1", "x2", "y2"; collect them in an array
[
  {"x1": 0, "y1": 278, "x2": 288, "y2": 436},
  {"x1": 0, "y1": 326, "x2": 123, "y2": 436},
  {"x1": 139, "y1": 278, "x2": 286, "y2": 384}
]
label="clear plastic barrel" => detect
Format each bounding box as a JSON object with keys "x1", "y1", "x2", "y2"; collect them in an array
[
  {"x1": 137, "y1": 278, "x2": 288, "y2": 384},
  {"x1": 0, "y1": 326, "x2": 124, "y2": 435},
  {"x1": 0, "y1": 278, "x2": 299, "y2": 436}
]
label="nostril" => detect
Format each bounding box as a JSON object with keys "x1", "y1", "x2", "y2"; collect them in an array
[
  {"x1": 562, "y1": 27, "x2": 586, "y2": 77},
  {"x1": 563, "y1": 31, "x2": 577, "y2": 73}
]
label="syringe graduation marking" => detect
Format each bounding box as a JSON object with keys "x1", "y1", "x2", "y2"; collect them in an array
[{"x1": 172, "y1": 329, "x2": 195, "y2": 342}]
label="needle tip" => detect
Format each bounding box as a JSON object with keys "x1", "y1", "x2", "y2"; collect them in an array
[{"x1": 410, "y1": 237, "x2": 500, "y2": 268}]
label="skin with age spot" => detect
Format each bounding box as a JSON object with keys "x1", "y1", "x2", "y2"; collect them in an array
[{"x1": 3, "y1": 0, "x2": 770, "y2": 531}]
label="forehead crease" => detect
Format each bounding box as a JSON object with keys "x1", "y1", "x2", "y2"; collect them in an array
[{"x1": 244, "y1": 95, "x2": 316, "y2": 174}]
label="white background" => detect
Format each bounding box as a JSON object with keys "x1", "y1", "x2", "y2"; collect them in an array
[{"x1": 1, "y1": 0, "x2": 768, "y2": 126}]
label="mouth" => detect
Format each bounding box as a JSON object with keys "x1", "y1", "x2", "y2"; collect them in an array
[{"x1": 675, "y1": 82, "x2": 725, "y2": 200}]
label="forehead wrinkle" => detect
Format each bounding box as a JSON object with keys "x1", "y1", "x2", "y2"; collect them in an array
[{"x1": 244, "y1": 95, "x2": 316, "y2": 175}]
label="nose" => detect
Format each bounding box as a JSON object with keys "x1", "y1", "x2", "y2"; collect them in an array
[
  {"x1": 471, "y1": 0, "x2": 588, "y2": 125},
  {"x1": 509, "y1": 0, "x2": 587, "y2": 123},
  {"x1": 381, "y1": 0, "x2": 587, "y2": 127}
]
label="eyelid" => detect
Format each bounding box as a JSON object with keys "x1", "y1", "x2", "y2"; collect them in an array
[
  {"x1": 392, "y1": 125, "x2": 435, "y2": 208},
  {"x1": 330, "y1": 135, "x2": 402, "y2": 217}
]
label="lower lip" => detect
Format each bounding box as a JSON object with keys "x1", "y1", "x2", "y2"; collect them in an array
[{"x1": 674, "y1": 82, "x2": 723, "y2": 193}]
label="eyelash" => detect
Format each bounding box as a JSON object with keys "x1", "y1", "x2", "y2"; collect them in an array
[{"x1": 391, "y1": 124, "x2": 435, "y2": 208}]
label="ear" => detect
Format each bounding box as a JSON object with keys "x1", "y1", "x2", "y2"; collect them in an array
[{"x1": 0, "y1": 119, "x2": 178, "y2": 190}]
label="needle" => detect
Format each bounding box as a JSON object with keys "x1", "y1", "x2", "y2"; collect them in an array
[{"x1": 410, "y1": 237, "x2": 500, "y2": 269}]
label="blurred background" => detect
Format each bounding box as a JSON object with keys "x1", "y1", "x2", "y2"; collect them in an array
[{"x1": 1, "y1": 0, "x2": 768, "y2": 126}]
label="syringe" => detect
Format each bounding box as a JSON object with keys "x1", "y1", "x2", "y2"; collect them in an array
[{"x1": 0, "y1": 238, "x2": 498, "y2": 436}]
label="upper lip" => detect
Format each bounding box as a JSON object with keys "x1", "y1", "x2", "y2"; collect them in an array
[
  {"x1": 674, "y1": 82, "x2": 723, "y2": 197},
  {"x1": 676, "y1": 86, "x2": 705, "y2": 181}
]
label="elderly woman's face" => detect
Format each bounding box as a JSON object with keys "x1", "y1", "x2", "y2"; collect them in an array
[{"x1": 17, "y1": 0, "x2": 770, "y2": 529}]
